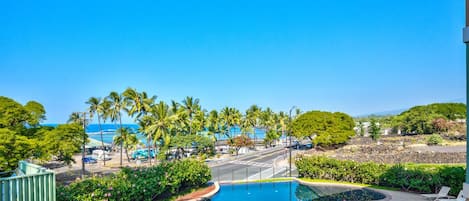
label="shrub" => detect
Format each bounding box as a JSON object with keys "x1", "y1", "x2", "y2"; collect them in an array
[
  {"x1": 296, "y1": 155, "x2": 465, "y2": 195},
  {"x1": 427, "y1": 134, "x2": 443, "y2": 145},
  {"x1": 57, "y1": 159, "x2": 211, "y2": 201}
]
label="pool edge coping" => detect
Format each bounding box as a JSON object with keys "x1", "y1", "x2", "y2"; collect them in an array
[{"x1": 213, "y1": 178, "x2": 393, "y2": 201}]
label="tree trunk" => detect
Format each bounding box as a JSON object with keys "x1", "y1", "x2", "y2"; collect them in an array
[
  {"x1": 148, "y1": 135, "x2": 152, "y2": 165},
  {"x1": 119, "y1": 114, "x2": 123, "y2": 167},
  {"x1": 125, "y1": 148, "x2": 130, "y2": 162},
  {"x1": 98, "y1": 115, "x2": 105, "y2": 166}
]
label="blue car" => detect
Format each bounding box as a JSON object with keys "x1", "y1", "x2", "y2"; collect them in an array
[{"x1": 82, "y1": 157, "x2": 97, "y2": 164}]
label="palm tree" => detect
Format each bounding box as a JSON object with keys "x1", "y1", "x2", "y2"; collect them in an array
[
  {"x1": 207, "y1": 110, "x2": 220, "y2": 143},
  {"x1": 123, "y1": 88, "x2": 157, "y2": 165},
  {"x1": 114, "y1": 127, "x2": 140, "y2": 162},
  {"x1": 107, "y1": 91, "x2": 125, "y2": 166},
  {"x1": 220, "y1": 107, "x2": 241, "y2": 142},
  {"x1": 193, "y1": 109, "x2": 207, "y2": 134},
  {"x1": 68, "y1": 112, "x2": 85, "y2": 125},
  {"x1": 278, "y1": 111, "x2": 288, "y2": 145},
  {"x1": 146, "y1": 101, "x2": 175, "y2": 160},
  {"x1": 123, "y1": 87, "x2": 142, "y2": 118},
  {"x1": 86, "y1": 97, "x2": 107, "y2": 166},
  {"x1": 260, "y1": 107, "x2": 274, "y2": 133},
  {"x1": 240, "y1": 114, "x2": 254, "y2": 136},
  {"x1": 138, "y1": 115, "x2": 154, "y2": 164},
  {"x1": 123, "y1": 88, "x2": 157, "y2": 119},
  {"x1": 181, "y1": 96, "x2": 200, "y2": 135},
  {"x1": 246, "y1": 105, "x2": 261, "y2": 143}
]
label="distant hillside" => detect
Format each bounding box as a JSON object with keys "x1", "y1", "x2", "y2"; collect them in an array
[
  {"x1": 356, "y1": 99, "x2": 466, "y2": 118},
  {"x1": 355, "y1": 108, "x2": 407, "y2": 118}
]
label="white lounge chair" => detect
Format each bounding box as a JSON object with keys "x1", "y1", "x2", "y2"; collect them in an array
[
  {"x1": 437, "y1": 190, "x2": 463, "y2": 201},
  {"x1": 438, "y1": 184, "x2": 469, "y2": 201},
  {"x1": 422, "y1": 186, "x2": 451, "y2": 200}
]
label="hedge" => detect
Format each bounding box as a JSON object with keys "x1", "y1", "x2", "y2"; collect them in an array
[
  {"x1": 57, "y1": 159, "x2": 211, "y2": 201},
  {"x1": 296, "y1": 155, "x2": 465, "y2": 195}
]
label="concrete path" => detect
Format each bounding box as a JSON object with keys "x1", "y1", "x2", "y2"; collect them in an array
[{"x1": 375, "y1": 189, "x2": 428, "y2": 201}]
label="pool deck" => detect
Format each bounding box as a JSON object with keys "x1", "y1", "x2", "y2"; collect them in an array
[
  {"x1": 296, "y1": 179, "x2": 429, "y2": 201},
  {"x1": 186, "y1": 179, "x2": 429, "y2": 201},
  {"x1": 374, "y1": 189, "x2": 428, "y2": 201}
]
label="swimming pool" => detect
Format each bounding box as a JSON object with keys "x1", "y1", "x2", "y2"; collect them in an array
[{"x1": 209, "y1": 181, "x2": 386, "y2": 201}]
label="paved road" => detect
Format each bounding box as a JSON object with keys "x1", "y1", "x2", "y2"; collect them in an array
[{"x1": 209, "y1": 147, "x2": 295, "y2": 183}]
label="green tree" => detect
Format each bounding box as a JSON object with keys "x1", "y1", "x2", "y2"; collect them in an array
[
  {"x1": 145, "y1": 101, "x2": 175, "y2": 160},
  {"x1": 123, "y1": 88, "x2": 156, "y2": 164},
  {"x1": 220, "y1": 107, "x2": 241, "y2": 141},
  {"x1": 0, "y1": 128, "x2": 33, "y2": 172},
  {"x1": 181, "y1": 96, "x2": 200, "y2": 135},
  {"x1": 369, "y1": 119, "x2": 381, "y2": 141},
  {"x1": 86, "y1": 97, "x2": 107, "y2": 165},
  {"x1": 358, "y1": 121, "x2": 365, "y2": 137},
  {"x1": 43, "y1": 124, "x2": 86, "y2": 165},
  {"x1": 24, "y1": 101, "x2": 46, "y2": 126},
  {"x1": 107, "y1": 91, "x2": 125, "y2": 166},
  {"x1": 138, "y1": 115, "x2": 154, "y2": 164},
  {"x1": 114, "y1": 127, "x2": 141, "y2": 162},
  {"x1": 206, "y1": 110, "x2": 221, "y2": 142},
  {"x1": 264, "y1": 130, "x2": 280, "y2": 147},
  {"x1": 67, "y1": 112, "x2": 87, "y2": 125},
  {"x1": 246, "y1": 105, "x2": 261, "y2": 140},
  {"x1": 393, "y1": 103, "x2": 466, "y2": 134},
  {"x1": 290, "y1": 111, "x2": 355, "y2": 147},
  {"x1": 0, "y1": 96, "x2": 31, "y2": 130},
  {"x1": 228, "y1": 135, "x2": 254, "y2": 155}
]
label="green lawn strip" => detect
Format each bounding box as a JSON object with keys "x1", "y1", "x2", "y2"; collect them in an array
[
  {"x1": 229, "y1": 177, "x2": 400, "y2": 192},
  {"x1": 297, "y1": 178, "x2": 400, "y2": 191}
]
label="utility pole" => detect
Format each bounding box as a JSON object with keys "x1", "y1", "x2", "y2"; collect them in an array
[
  {"x1": 288, "y1": 106, "x2": 296, "y2": 177},
  {"x1": 80, "y1": 112, "x2": 88, "y2": 179},
  {"x1": 464, "y1": 0, "x2": 469, "y2": 184}
]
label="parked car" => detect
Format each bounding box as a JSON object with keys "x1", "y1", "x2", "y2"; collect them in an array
[
  {"x1": 131, "y1": 149, "x2": 157, "y2": 160},
  {"x1": 82, "y1": 157, "x2": 97, "y2": 164}
]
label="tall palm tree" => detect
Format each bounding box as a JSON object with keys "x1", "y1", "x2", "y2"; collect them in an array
[
  {"x1": 182, "y1": 96, "x2": 200, "y2": 135},
  {"x1": 123, "y1": 88, "x2": 157, "y2": 119},
  {"x1": 86, "y1": 97, "x2": 107, "y2": 166},
  {"x1": 123, "y1": 88, "x2": 157, "y2": 165},
  {"x1": 207, "y1": 110, "x2": 220, "y2": 143},
  {"x1": 240, "y1": 114, "x2": 254, "y2": 136},
  {"x1": 146, "y1": 101, "x2": 175, "y2": 160},
  {"x1": 107, "y1": 91, "x2": 125, "y2": 166},
  {"x1": 246, "y1": 105, "x2": 261, "y2": 143},
  {"x1": 220, "y1": 107, "x2": 241, "y2": 141},
  {"x1": 193, "y1": 109, "x2": 207, "y2": 134},
  {"x1": 123, "y1": 87, "x2": 142, "y2": 118},
  {"x1": 138, "y1": 115, "x2": 154, "y2": 164},
  {"x1": 278, "y1": 111, "x2": 288, "y2": 145}
]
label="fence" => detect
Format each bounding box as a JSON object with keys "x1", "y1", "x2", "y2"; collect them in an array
[
  {"x1": 0, "y1": 161, "x2": 55, "y2": 201},
  {"x1": 211, "y1": 163, "x2": 298, "y2": 184}
]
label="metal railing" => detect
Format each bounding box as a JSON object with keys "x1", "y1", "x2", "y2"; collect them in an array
[{"x1": 1, "y1": 161, "x2": 56, "y2": 201}]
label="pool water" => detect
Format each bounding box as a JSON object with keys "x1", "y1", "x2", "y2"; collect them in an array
[{"x1": 209, "y1": 181, "x2": 386, "y2": 201}]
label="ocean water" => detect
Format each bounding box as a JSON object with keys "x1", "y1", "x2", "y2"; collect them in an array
[{"x1": 41, "y1": 124, "x2": 276, "y2": 145}]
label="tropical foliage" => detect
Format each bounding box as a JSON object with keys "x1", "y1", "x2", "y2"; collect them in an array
[
  {"x1": 84, "y1": 88, "x2": 297, "y2": 160},
  {"x1": 296, "y1": 155, "x2": 465, "y2": 196},
  {"x1": 0, "y1": 96, "x2": 85, "y2": 172},
  {"x1": 369, "y1": 118, "x2": 381, "y2": 141},
  {"x1": 57, "y1": 159, "x2": 211, "y2": 201},
  {"x1": 290, "y1": 111, "x2": 355, "y2": 147},
  {"x1": 382, "y1": 103, "x2": 466, "y2": 135}
]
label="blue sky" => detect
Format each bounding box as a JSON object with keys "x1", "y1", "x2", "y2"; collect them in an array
[{"x1": 0, "y1": 0, "x2": 465, "y2": 123}]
